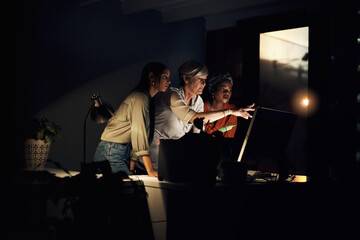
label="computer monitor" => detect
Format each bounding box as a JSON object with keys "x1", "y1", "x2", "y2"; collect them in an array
[
  {"x1": 237, "y1": 107, "x2": 297, "y2": 176},
  {"x1": 158, "y1": 133, "x2": 219, "y2": 185}
]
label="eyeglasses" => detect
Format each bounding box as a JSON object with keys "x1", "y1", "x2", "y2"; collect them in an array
[{"x1": 196, "y1": 77, "x2": 207, "y2": 84}]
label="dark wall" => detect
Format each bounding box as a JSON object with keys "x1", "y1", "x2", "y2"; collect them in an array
[
  {"x1": 11, "y1": 0, "x2": 206, "y2": 170},
  {"x1": 206, "y1": 6, "x2": 359, "y2": 180},
  {"x1": 11, "y1": 0, "x2": 359, "y2": 179}
]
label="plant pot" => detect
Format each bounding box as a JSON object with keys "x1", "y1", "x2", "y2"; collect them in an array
[{"x1": 24, "y1": 139, "x2": 51, "y2": 169}]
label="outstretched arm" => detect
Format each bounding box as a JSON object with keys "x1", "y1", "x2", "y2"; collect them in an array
[{"x1": 190, "y1": 103, "x2": 255, "y2": 124}]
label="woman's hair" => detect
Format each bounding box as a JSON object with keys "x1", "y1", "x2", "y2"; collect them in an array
[
  {"x1": 202, "y1": 72, "x2": 233, "y2": 102},
  {"x1": 133, "y1": 62, "x2": 167, "y2": 142},
  {"x1": 135, "y1": 62, "x2": 168, "y2": 91},
  {"x1": 207, "y1": 72, "x2": 233, "y2": 94},
  {"x1": 178, "y1": 60, "x2": 209, "y2": 86}
]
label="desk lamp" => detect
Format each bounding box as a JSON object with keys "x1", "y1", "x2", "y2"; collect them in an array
[{"x1": 83, "y1": 94, "x2": 114, "y2": 168}]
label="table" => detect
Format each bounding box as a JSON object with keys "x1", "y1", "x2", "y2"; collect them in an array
[
  {"x1": 14, "y1": 168, "x2": 358, "y2": 240},
  {"x1": 129, "y1": 174, "x2": 358, "y2": 240},
  {"x1": 129, "y1": 173, "x2": 309, "y2": 240}
]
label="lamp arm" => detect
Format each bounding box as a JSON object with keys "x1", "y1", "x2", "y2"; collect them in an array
[{"x1": 83, "y1": 104, "x2": 94, "y2": 167}]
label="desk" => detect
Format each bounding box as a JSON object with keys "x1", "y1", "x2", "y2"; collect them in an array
[
  {"x1": 130, "y1": 174, "x2": 358, "y2": 240},
  {"x1": 13, "y1": 169, "x2": 358, "y2": 240},
  {"x1": 129, "y1": 174, "x2": 310, "y2": 240},
  {"x1": 129, "y1": 175, "x2": 200, "y2": 240},
  {"x1": 24, "y1": 168, "x2": 169, "y2": 240}
]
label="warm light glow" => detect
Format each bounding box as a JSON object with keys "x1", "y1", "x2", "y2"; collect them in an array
[
  {"x1": 302, "y1": 98, "x2": 309, "y2": 106},
  {"x1": 292, "y1": 175, "x2": 307, "y2": 182},
  {"x1": 291, "y1": 88, "x2": 318, "y2": 117}
]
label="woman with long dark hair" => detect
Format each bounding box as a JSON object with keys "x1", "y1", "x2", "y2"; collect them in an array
[{"x1": 94, "y1": 62, "x2": 170, "y2": 177}]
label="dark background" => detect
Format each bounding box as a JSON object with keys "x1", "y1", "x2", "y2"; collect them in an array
[
  {"x1": 10, "y1": 0, "x2": 360, "y2": 180},
  {"x1": 8, "y1": 1, "x2": 360, "y2": 239}
]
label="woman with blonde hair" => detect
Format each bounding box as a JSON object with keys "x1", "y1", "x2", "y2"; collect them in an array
[{"x1": 148, "y1": 60, "x2": 254, "y2": 171}]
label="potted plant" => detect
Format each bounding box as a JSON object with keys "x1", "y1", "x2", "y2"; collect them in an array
[{"x1": 24, "y1": 117, "x2": 62, "y2": 169}]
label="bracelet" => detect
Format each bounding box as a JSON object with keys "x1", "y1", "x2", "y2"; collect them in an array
[{"x1": 129, "y1": 169, "x2": 136, "y2": 174}]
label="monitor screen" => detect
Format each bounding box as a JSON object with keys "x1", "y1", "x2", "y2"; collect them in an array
[{"x1": 237, "y1": 107, "x2": 297, "y2": 173}]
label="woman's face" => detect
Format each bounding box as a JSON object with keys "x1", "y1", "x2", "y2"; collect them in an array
[
  {"x1": 156, "y1": 68, "x2": 171, "y2": 92},
  {"x1": 185, "y1": 75, "x2": 207, "y2": 96},
  {"x1": 212, "y1": 80, "x2": 233, "y2": 104}
]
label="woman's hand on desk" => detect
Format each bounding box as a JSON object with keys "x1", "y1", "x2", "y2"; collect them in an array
[
  {"x1": 142, "y1": 155, "x2": 158, "y2": 178},
  {"x1": 147, "y1": 169, "x2": 158, "y2": 178}
]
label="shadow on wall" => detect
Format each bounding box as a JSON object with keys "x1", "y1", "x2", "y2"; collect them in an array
[
  {"x1": 36, "y1": 61, "x2": 151, "y2": 171},
  {"x1": 13, "y1": 0, "x2": 206, "y2": 170},
  {"x1": 35, "y1": 43, "x2": 206, "y2": 171}
]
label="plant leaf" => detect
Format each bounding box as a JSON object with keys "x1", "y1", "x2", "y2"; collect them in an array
[{"x1": 37, "y1": 129, "x2": 44, "y2": 139}]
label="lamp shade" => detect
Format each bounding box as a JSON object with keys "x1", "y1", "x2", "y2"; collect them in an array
[{"x1": 90, "y1": 94, "x2": 114, "y2": 123}]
